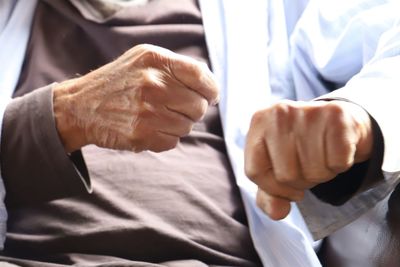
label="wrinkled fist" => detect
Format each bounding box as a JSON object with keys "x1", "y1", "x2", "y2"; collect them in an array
[
  {"x1": 53, "y1": 44, "x2": 219, "y2": 153},
  {"x1": 244, "y1": 100, "x2": 373, "y2": 220}
]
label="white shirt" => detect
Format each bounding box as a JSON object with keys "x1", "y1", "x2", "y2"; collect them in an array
[
  {"x1": 201, "y1": 1, "x2": 320, "y2": 266},
  {"x1": 201, "y1": 0, "x2": 400, "y2": 266},
  {"x1": 291, "y1": 0, "x2": 400, "y2": 240}
]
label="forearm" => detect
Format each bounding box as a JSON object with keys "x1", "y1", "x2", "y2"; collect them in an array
[
  {"x1": 299, "y1": 55, "x2": 400, "y2": 239},
  {"x1": 1, "y1": 84, "x2": 91, "y2": 207}
]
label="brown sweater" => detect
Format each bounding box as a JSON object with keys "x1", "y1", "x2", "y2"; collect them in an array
[{"x1": 0, "y1": 0, "x2": 261, "y2": 266}]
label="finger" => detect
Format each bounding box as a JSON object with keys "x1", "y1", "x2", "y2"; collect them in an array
[
  {"x1": 245, "y1": 133, "x2": 305, "y2": 201},
  {"x1": 144, "y1": 78, "x2": 209, "y2": 122},
  {"x1": 295, "y1": 104, "x2": 337, "y2": 183},
  {"x1": 245, "y1": 111, "x2": 272, "y2": 185},
  {"x1": 125, "y1": 103, "x2": 193, "y2": 152},
  {"x1": 324, "y1": 103, "x2": 356, "y2": 174},
  {"x1": 134, "y1": 66, "x2": 209, "y2": 122},
  {"x1": 133, "y1": 45, "x2": 219, "y2": 105},
  {"x1": 134, "y1": 131, "x2": 180, "y2": 153},
  {"x1": 165, "y1": 88, "x2": 208, "y2": 122},
  {"x1": 337, "y1": 101, "x2": 373, "y2": 163},
  {"x1": 264, "y1": 104, "x2": 304, "y2": 186},
  {"x1": 256, "y1": 189, "x2": 292, "y2": 220},
  {"x1": 245, "y1": 111, "x2": 305, "y2": 201},
  {"x1": 246, "y1": 108, "x2": 314, "y2": 191},
  {"x1": 258, "y1": 171, "x2": 305, "y2": 201},
  {"x1": 325, "y1": 120, "x2": 355, "y2": 174},
  {"x1": 146, "y1": 106, "x2": 194, "y2": 137},
  {"x1": 166, "y1": 54, "x2": 219, "y2": 105}
]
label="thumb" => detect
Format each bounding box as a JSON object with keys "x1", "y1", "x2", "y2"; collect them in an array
[{"x1": 256, "y1": 189, "x2": 291, "y2": 220}]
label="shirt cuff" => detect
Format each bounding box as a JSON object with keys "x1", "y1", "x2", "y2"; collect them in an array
[
  {"x1": 310, "y1": 99, "x2": 385, "y2": 205},
  {"x1": 1, "y1": 84, "x2": 91, "y2": 207}
]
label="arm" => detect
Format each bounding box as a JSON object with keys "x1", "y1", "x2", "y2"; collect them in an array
[
  {"x1": 1, "y1": 44, "x2": 219, "y2": 207},
  {"x1": 1, "y1": 84, "x2": 91, "y2": 207},
  {"x1": 244, "y1": 0, "x2": 400, "y2": 238}
]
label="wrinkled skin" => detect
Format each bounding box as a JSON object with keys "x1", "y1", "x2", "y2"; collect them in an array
[
  {"x1": 244, "y1": 100, "x2": 373, "y2": 220},
  {"x1": 53, "y1": 44, "x2": 219, "y2": 153}
]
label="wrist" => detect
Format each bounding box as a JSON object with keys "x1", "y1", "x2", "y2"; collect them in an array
[{"x1": 53, "y1": 79, "x2": 87, "y2": 153}]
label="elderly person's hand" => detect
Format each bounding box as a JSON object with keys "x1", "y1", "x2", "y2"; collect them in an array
[
  {"x1": 244, "y1": 100, "x2": 373, "y2": 220},
  {"x1": 53, "y1": 44, "x2": 219, "y2": 153}
]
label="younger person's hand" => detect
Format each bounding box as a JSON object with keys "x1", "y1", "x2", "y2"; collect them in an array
[{"x1": 245, "y1": 100, "x2": 373, "y2": 219}]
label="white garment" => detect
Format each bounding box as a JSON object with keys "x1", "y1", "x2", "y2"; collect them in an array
[
  {"x1": 201, "y1": 0, "x2": 400, "y2": 265},
  {"x1": 291, "y1": 0, "x2": 400, "y2": 240},
  {"x1": 200, "y1": 1, "x2": 320, "y2": 266},
  {"x1": 0, "y1": 0, "x2": 37, "y2": 249}
]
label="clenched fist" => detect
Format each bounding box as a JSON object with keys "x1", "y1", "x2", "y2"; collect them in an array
[
  {"x1": 53, "y1": 44, "x2": 219, "y2": 153},
  {"x1": 244, "y1": 100, "x2": 373, "y2": 220}
]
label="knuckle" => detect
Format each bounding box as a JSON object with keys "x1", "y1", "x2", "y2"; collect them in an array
[
  {"x1": 325, "y1": 102, "x2": 347, "y2": 122},
  {"x1": 138, "y1": 43, "x2": 157, "y2": 54},
  {"x1": 277, "y1": 185, "x2": 303, "y2": 201},
  {"x1": 198, "y1": 62, "x2": 214, "y2": 82},
  {"x1": 303, "y1": 169, "x2": 334, "y2": 183},
  {"x1": 274, "y1": 172, "x2": 295, "y2": 184},
  {"x1": 180, "y1": 123, "x2": 193, "y2": 136},
  {"x1": 191, "y1": 65, "x2": 203, "y2": 81},
  {"x1": 171, "y1": 111, "x2": 195, "y2": 135},
  {"x1": 291, "y1": 190, "x2": 305, "y2": 201},
  {"x1": 250, "y1": 109, "x2": 267, "y2": 127},
  {"x1": 244, "y1": 163, "x2": 267, "y2": 185},
  {"x1": 192, "y1": 61, "x2": 208, "y2": 76},
  {"x1": 138, "y1": 102, "x2": 154, "y2": 119},
  {"x1": 153, "y1": 137, "x2": 179, "y2": 152},
  {"x1": 273, "y1": 102, "x2": 290, "y2": 118},
  {"x1": 140, "y1": 69, "x2": 155, "y2": 86},
  {"x1": 140, "y1": 68, "x2": 166, "y2": 89},
  {"x1": 131, "y1": 145, "x2": 144, "y2": 153},
  {"x1": 327, "y1": 158, "x2": 354, "y2": 174},
  {"x1": 138, "y1": 45, "x2": 161, "y2": 65},
  {"x1": 271, "y1": 102, "x2": 296, "y2": 126},
  {"x1": 327, "y1": 143, "x2": 357, "y2": 174},
  {"x1": 136, "y1": 43, "x2": 153, "y2": 50},
  {"x1": 177, "y1": 58, "x2": 203, "y2": 80},
  {"x1": 130, "y1": 138, "x2": 145, "y2": 153},
  {"x1": 166, "y1": 138, "x2": 179, "y2": 150},
  {"x1": 208, "y1": 87, "x2": 219, "y2": 104},
  {"x1": 191, "y1": 100, "x2": 208, "y2": 121},
  {"x1": 244, "y1": 165, "x2": 258, "y2": 182},
  {"x1": 302, "y1": 105, "x2": 322, "y2": 123}
]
